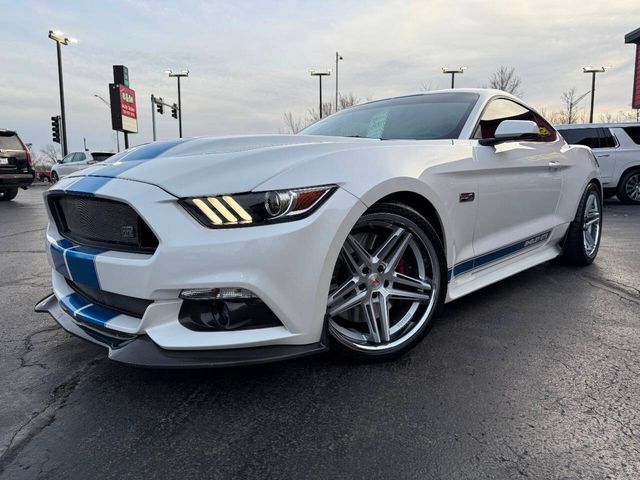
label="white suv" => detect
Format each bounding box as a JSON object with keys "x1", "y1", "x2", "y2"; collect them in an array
[
  {"x1": 556, "y1": 124, "x2": 640, "y2": 204},
  {"x1": 51, "y1": 151, "x2": 114, "y2": 182}
]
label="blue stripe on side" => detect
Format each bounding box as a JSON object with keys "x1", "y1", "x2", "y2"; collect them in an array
[
  {"x1": 65, "y1": 176, "x2": 111, "y2": 195},
  {"x1": 448, "y1": 231, "x2": 551, "y2": 281},
  {"x1": 75, "y1": 304, "x2": 119, "y2": 327},
  {"x1": 65, "y1": 246, "x2": 106, "y2": 289},
  {"x1": 50, "y1": 243, "x2": 69, "y2": 277}
]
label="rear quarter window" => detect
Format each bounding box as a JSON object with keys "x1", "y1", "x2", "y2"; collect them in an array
[{"x1": 622, "y1": 126, "x2": 640, "y2": 144}]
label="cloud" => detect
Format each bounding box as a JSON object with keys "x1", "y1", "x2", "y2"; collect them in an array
[{"x1": 1, "y1": 0, "x2": 638, "y2": 153}]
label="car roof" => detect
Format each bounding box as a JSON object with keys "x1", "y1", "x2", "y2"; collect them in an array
[
  {"x1": 0, "y1": 129, "x2": 17, "y2": 135},
  {"x1": 357, "y1": 88, "x2": 517, "y2": 107},
  {"x1": 555, "y1": 123, "x2": 640, "y2": 129}
]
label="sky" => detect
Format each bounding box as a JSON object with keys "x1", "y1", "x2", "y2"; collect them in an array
[{"x1": 1, "y1": 0, "x2": 638, "y2": 155}]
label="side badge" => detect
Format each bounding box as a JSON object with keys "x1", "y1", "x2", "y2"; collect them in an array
[{"x1": 459, "y1": 192, "x2": 475, "y2": 203}]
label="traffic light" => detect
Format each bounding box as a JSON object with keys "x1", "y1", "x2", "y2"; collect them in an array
[
  {"x1": 51, "y1": 116, "x2": 61, "y2": 144},
  {"x1": 156, "y1": 98, "x2": 164, "y2": 115},
  {"x1": 171, "y1": 103, "x2": 178, "y2": 119}
]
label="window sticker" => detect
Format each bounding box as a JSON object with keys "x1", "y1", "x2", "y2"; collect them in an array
[{"x1": 367, "y1": 110, "x2": 388, "y2": 138}]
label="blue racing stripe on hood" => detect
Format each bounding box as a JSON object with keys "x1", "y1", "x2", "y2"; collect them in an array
[
  {"x1": 65, "y1": 176, "x2": 112, "y2": 195},
  {"x1": 116, "y1": 138, "x2": 192, "y2": 161}
]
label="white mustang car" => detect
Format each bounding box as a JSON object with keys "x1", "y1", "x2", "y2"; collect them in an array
[{"x1": 37, "y1": 89, "x2": 602, "y2": 367}]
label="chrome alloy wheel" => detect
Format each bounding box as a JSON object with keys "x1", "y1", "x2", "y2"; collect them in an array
[
  {"x1": 624, "y1": 173, "x2": 640, "y2": 202},
  {"x1": 327, "y1": 213, "x2": 440, "y2": 352},
  {"x1": 582, "y1": 191, "x2": 601, "y2": 257}
]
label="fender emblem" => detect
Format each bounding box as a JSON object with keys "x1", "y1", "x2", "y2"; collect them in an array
[{"x1": 459, "y1": 192, "x2": 475, "y2": 203}]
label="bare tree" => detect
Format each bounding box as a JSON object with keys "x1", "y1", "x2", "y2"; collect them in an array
[
  {"x1": 283, "y1": 112, "x2": 305, "y2": 134},
  {"x1": 487, "y1": 66, "x2": 523, "y2": 96},
  {"x1": 598, "y1": 110, "x2": 638, "y2": 123},
  {"x1": 32, "y1": 144, "x2": 60, "y2": 173},
  {"x1": 558, "y1": 88, "x2": 590, "y2": 124},
  {"x1": 338, "y1": 93, "x2": 360, "y2": 110}
]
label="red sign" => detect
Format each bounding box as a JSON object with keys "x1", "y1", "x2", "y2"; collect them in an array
[
  {"x1": 634, "y1": 44, "x2": 640, "y2": 109},
  {"x1": 109, "y1": 83, "x2": 138, "y2": 133}
]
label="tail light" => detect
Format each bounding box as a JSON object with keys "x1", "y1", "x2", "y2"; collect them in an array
[{"x1": 17, "y1": 136, "x2": 32, "y2": 167}]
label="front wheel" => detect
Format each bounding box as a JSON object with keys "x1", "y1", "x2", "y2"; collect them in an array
[
  {"x1": 561, "y1": 183, "x2": 602, "y2": 266},
  {"x1": 51, "y1": 172, "x2": 59, "y2": 183},
  {"x1": 326, "y1": 202, "x2": 446, "y2": 362}
]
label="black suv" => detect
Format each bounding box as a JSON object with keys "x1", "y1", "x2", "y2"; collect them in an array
[{"x1": 0, "y1": 129, "x2": 35, "y2": 201}]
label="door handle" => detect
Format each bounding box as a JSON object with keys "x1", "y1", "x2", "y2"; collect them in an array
[{"x1": 595, "y1": 154, "x2": 610, "y2": 157}]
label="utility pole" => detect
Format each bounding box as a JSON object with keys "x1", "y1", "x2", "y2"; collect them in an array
[
  {"x1": 49, "y1": 30, "x2": 77, "y2": 156},
  {"x1": 310, "y1": 69, "x2": 332, "y2": 118},
  {"x1": 165, "y1": 70, "x2": 189, "y2": 137},
  {"x1": 583, "y1": 66, "x2": 610, "y2": 123},
  {"x1": 441, "y1": 67, "x2": 466, "y2": 89},
  {"x1": 335, "y1": 52, "x2": 343, "y2": 112}
]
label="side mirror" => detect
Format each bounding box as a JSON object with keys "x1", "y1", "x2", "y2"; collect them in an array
[
  {"x1": 479, "y1": 120, "x2": 540, "y2": 146},
  {"x1": 57, "y1": 159, "x2": 63, "y2": 164}
]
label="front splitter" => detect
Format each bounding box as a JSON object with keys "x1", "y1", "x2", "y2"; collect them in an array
[{"x1": 35, "y1": 294, "x2": 327, "y2": 368}]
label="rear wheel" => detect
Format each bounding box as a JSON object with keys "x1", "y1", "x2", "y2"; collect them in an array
[
  {"x1": 561, "y1": 183, "x2": 602, "y2": 266},
  {"x1": 326, "y1": 202, "x2": 446, "y2": 362},
  {"x1": 617, "y1": 170, "x2": 640, "y2": 205},
  {"x1": 51, "y1": 172, "x2": 59, "y2": 183},
  {"x1": 0, "y1": 188, "x2": 18, "y2": 201}
]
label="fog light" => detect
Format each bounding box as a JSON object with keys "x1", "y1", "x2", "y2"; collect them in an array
[{"x1": 179, "y1": 287, "x2": 257, "y2": 301}]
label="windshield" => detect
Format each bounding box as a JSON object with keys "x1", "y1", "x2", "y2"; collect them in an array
[{"x1": 299, "y1": 92, "x2": 479, "y2": 140}]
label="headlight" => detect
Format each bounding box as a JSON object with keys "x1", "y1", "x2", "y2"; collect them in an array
[{"x1": 180, "y1": 185, "x2": 336, "y2": 228}]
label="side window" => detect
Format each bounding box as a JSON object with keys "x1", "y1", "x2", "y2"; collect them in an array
[
  {"x1": 61, "y1": 153, "x2": 75, "y2": 164},
  {"x1": 558, "y1": 128, "x2": 600, "y2": 149},
  {"x1": 622, "y1": 126, "x2": 640, "y2": 144},
  {"x1": 599, "y1": 128, "x2": 617, "y2": 148},
  {"x1": 75, "y1": 152, "x2": 87, "y2": 162},
  {"x1": 474, "y1": 98, "x2": 557, "y2": 142}
]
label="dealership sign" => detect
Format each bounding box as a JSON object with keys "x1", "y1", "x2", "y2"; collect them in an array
[
  {"x1": 109, "y1": 83, "x2": 138, "y2": 133},
  {"x1": 625, "y1": 27, "x2": 640, "y2": 109}
]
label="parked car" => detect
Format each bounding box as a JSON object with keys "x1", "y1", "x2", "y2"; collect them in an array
[
  {"x1": 37, "y1": 89, "x2": 602, "y2": 367},
  {"x1": 37, "y1": 171, "x2": 52, "y2": 183},
  {"x1": 556, "y1": 123, "x2": 640, "y2": 204},
  {"x1": 0, "y1": 129, "x2": 35, "y2": 201},
  {"x1": 50, "y1": 151, "x2": 114, "y2": 182}
]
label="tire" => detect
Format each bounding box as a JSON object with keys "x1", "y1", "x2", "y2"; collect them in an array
[
  {"x1": 561, "y1": 183, "x2": 602, "y2": 266},
  {"x1": 0, "y1": 188, "x2": 19, "y2": 201},
  {"x1": 51, "y1": 172, "x2": 59, "y2": 183},
  {"x1": 326, "y1": 202, "x2": 447, "y2": 362},
  {"x1": 617, "y1": 169, "x2": 640, "y2": 205}
]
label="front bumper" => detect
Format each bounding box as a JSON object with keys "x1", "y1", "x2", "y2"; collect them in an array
[
  {"x1": 0, "y1": 172, "x2": 34, "y2": 189},
  {"x1": 36, "y1": 294, "x2": 327, "y2": 368},
  {"x1": 40, "y1": 175, "x2": 366, "y2": 366}
]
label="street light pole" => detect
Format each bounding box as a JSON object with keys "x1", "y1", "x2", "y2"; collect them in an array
[
  {"x1": 310, "y1": 69, "x2": 332, "y2": 119},
  {"x1": 165, "y1": 69, "x2": 189, "y2": 137},
  {"x1": 335, "y1": 52, "x2": 343, "y2": 112},
  {"x1": 583, "y1": 66, "x2": 610, "y2": 123},
  {"x1": 441, "y1": 67, "x2": 466, "y2": 89},
  {"x1": 49, "y1": 30, "x2": 77, "y2": 156}
]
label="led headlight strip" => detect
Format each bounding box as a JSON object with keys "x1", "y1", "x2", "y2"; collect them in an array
[{"x1": 181, "y1": 185, "x2": 336, "y2": 228}]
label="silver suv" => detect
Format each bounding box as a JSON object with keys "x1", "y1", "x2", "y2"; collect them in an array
[
  {"x1": 556, "y1": 123, "x2": 640, "y2": 204},
  {"x1": 51, "y1": 151, "x2": 114, "y2": 182}
]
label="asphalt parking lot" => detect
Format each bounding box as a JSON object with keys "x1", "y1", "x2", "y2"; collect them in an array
[{"x1": 0, "y1": 185, "x2": 638, "y2": 479}]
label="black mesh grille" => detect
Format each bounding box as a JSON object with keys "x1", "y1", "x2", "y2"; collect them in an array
[
  {"x1": 48, "y1": 194, "x2": 158, "y2": 253},
  {"x1": 66, "y1": 278, "x2": 153, "y2": 319}
]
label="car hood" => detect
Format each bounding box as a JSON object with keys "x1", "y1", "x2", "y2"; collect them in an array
[{"x1": 75, "y1": 135, "x2": 451, "y2": 197}]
